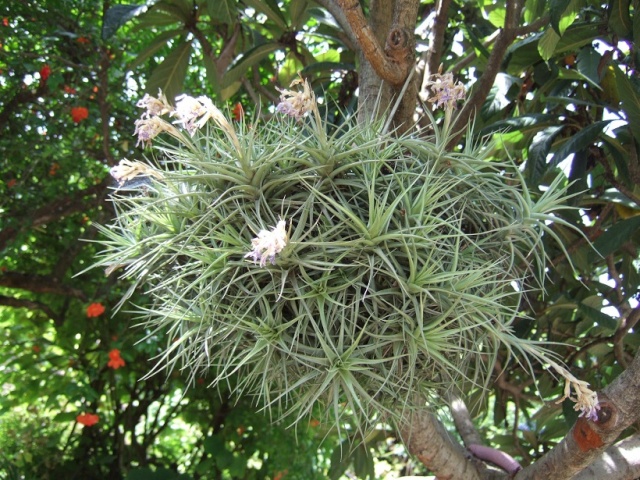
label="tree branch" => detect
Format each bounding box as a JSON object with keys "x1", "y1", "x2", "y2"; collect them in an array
[
  {"x1": 335, "y1": 0, "x2": 411, "y2": 85},
  {"x1": 515, "y1": 348, "x2": 640, "y2": 480},
  {"x1": 398, "y1": 406, "x2": 483, "y2": 480},
  {"x1": 572, "y1": 434, "x2": 640, "y2": 480},
  {"x1": 0, "y1": 294, "x2": 62, "y2": 324},
  {"x1": 0, "y1": 179, "x2": 110, "y2": 252},
  {"x1": 0, "y1": 272, "x2": 87, "y2": 300},
  {"x1": 450, "y1": 0, "x2": 525, "y2": 146},
  {"x1": 313, "y1": 0, "x2": 358, "y2": 50}
]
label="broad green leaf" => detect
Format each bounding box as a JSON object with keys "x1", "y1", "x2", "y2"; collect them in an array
[
  {"x1": 222, "y1": 43, "x2": 281, "y2": 88},
  {"x1": 550, "y1": 0, "x2": 572, "y2": 34},
  {"x1": 485, "y1": 4, "x2": 506, "y2": 28},
  {"x1": 549, "y1": 120, "x2": 611, "y2": 168},
  {"x1": 146, "y1": 40, "x2": 192, "y2": 101},
  {"x1": 578, "y1": 297, "x2": 618, "y2": 331},
  {"x1": 527, "y1": 125, "x2": 564, "y2": 185},
  {"x1": 243, "y1": 0, "x2": 288, "y2": 30},
  {"x1": 328, "y1": 441, "x2": 353, "y2": 480},
  {"x1": 133, "y1": 9, "x2": 183, "y2": 30},
  {"x1": 524, "y1": 0, "x2": 547, "y2": 24},
  {"x1": 290, "y1": 0, "x2": 310, "y2": 29},
  {"x1": 153, "y1": 0, "x2": 193, "y2": 23},
  {"x1": 608, "y1": 0, "x2": 632, "y2": 39},
  {"x1": 128, "y1": 29, "x2": 185, "y2": 70},
  {"x1": 538, "y1": 28, "x2": 560, "y2": 61},
  {"x1": 576, "y1": 47, "x2": 602, "y2": 85},
  {"x1": 479, "y1": 114, "x2": 556, "y2": 136},
  {"x1": 612, "y1": 63, "x2": 640, "y2": 141},
  {"x1": 102, "y1": 4, "x2": 147, "y2": 39},
  {"x1": 203, "y1": 54, "x2": 221, "y2": 97},
  {"x1": 206, "y1": 0, "x2": 236, "y2": 24},
  {"x1": 554, "y1": 22, "x2": 603, "y2": 55},
  {"x1": 352, "y1": 443, "x2": 375, "y2": 479},
  {"x1": 589, "y1": 215, "x2": 640, "y2": 260}
]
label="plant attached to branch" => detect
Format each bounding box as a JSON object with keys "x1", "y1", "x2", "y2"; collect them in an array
[{"x1": 90, "y1": 77, "x2": 598, "y2": 437}]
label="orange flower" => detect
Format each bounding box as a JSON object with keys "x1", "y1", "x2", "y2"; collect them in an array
[
  {"x1": 49, "y1": 162, "x2": 60, "y2": 176},
  {"x1": 232, "y1": 102, "x2": 244, "y2": 121},
  {"x1": 309, "y1": 418, "x2": 320, "y2": 428},
  {"x1": 6, "y1": 178, "x2": 17, "y2": 188},
  {"x1": 71, "y1": 106, "x2": 89, "y2": 123},
  {"x1": 273, "y1": 470, "x2": 288, "y2": 480},
  {"x1": 63, "y1": 85, "x2": 77, "y2": 95},
  {"x1": 2, "y1": 18, "x2": 8, "y2": 27},
  {"x1": 77, "y1": 36, "x2": 90, "y2": 44},
  {"x1": 32, "y1": 345, "x2": 41, "y2": 353},
  {"x1": 107, "y1": 348, "x2": 125, "y2": 369},
  {"x1": 86, "y1": 302, "x2": 105, "y2": 317},
  {"x1": 76, "y1": 412, "x2": 99, "y2": 426},
  {"x1": 40, "y1": 65, "x2": 51, "y2": 82}
]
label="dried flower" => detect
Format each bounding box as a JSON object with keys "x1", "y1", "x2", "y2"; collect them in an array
[
  {"x1": 552, "y1": 362, "x2": 600, "y2": 421},
  {"x1": 76, "y1": 412, "x2": 99, "y2": 426},
  {"x1": 70, "y1": 106, "x2": 89, "y2": 123},
  {"x1": 276, "y1": 76, "x2": 315, "y2": 120},
  {"x1": 107, "y1": 349, "x2": 126, "y2": 369},
  {"x1": 86, "y1": 302, "x2": 105, "y2": 318},
  {"x1": 244, "y1": 219, "x2": 288, "y2": 267},
  {"x1": 134, "y1": 115, "x2": 173, "y2": 147},
  {"x1": 137, "y1": 90, "x2": 172, "y2": 118},
  {"x1": 426, "y1": 72, "x2": 465, "y2": 110},
  {"x1": 110, "y1": 158, "x2": 163, "y2": 185}
]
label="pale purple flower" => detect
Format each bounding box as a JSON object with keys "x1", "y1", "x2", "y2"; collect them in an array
[
  {"x1": 426, "y1": 72, "x2": 466, "y2": 110},
  {"x1": 110, "y1": 159, "x2": 163, "y2": 185},
  {"x1": 136, "y1": 90, "x2": 172, "y2": 118},
  {"x1": 276, "y1": 77, "x2": 315, "y2": 120}
]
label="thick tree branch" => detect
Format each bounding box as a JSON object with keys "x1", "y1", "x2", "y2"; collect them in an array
[
  {"x1": 0, "y1": 294, "x2": 62, "y2": 324},
  {"x1": 572, "y1": 434, "x2": 640, "y2": 480},
  {"x1": 399, "y1": 406, "x2": 483, "y2": 480},
  {"x1": 515, "y1": 349, "x2": 640, "y2": 480},
  {"x1": 313, "y1": 0, "x2": 358, "y2": 50},
  {"x1": 420, "y1": 0, "x2": 452, "y2": 94},
  {"x1": 0, "y1": 178, "x2": 110, "y2": 252},
  {"x1": 0, "y1": 272, "x2": 87, "y2": 300},
  {"x1": 335, "y1": 0, "x2": 411, "y2": 85}
]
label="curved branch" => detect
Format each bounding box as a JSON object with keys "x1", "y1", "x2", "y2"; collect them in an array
[
  {"x1": 398, "y1": 407, "x2": 483, "y2": 480},
  {"x1": 313, "y1": 0, "x2": 358, "y2": 50},
  {"x1": 335, "y1": 0, "x2": 410, "y2": 85},
  {"x1": 515, "y1": 349, "x2": 640, "y2": 480},
  {"x1": 0, "y1": 294, "x2": 62, "y2": 324},
  {"x1": 572, "y1": 434, "x2": 640, "y2": 480},
  {"x1": 0, "y1": 272, "x2": 88, "y2": 300},
  {"x1": 450, "y1": 0, "x2": 525, "y2": 146}
]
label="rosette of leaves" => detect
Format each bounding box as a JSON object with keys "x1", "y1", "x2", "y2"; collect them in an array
[{"x1": 92, "y1": 95, "x2": 579, "y2": 437}]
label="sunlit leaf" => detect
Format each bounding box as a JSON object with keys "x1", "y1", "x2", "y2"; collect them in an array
[
  {"x1": 206, "y1": 0, "x2": 236, "y2": 24},
  {"x1": 527, "y1": 125, "x2": 564, "y2": 185},
  {"x1": 128, "y1": 29, "x2": 185, "y2": 70}
]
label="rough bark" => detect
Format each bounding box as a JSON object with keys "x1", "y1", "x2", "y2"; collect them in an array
[
  {"x1": 515, "y1": 349, "x2": 640, "y2": 480},
  {"x1": 334, "y1": 0, "x2": 419, "y2": 132}
]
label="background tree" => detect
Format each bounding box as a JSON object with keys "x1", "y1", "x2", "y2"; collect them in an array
[{"x1": 1, "y1": 0, "x2": 639, "y2": 479}]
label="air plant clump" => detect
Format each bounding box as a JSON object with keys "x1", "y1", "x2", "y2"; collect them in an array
[{"x1": 92, "y1": 77, "x2": 598, "y2": 435}]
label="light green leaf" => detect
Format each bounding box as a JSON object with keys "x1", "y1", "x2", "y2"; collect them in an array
[
  {"x1": 146, "y1": 40, "x2": 192, "y2": 101},
  {"x1": 550, "y1": 0, "x2": 572, "y2": 34},
  {"x1": 538, "y1": 28, "x2": 560, "y2": 61}
]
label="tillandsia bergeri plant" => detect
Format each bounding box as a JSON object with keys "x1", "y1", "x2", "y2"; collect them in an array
[{"x1": 90, "y1": 74, "x2": 599, "y2": 437}]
